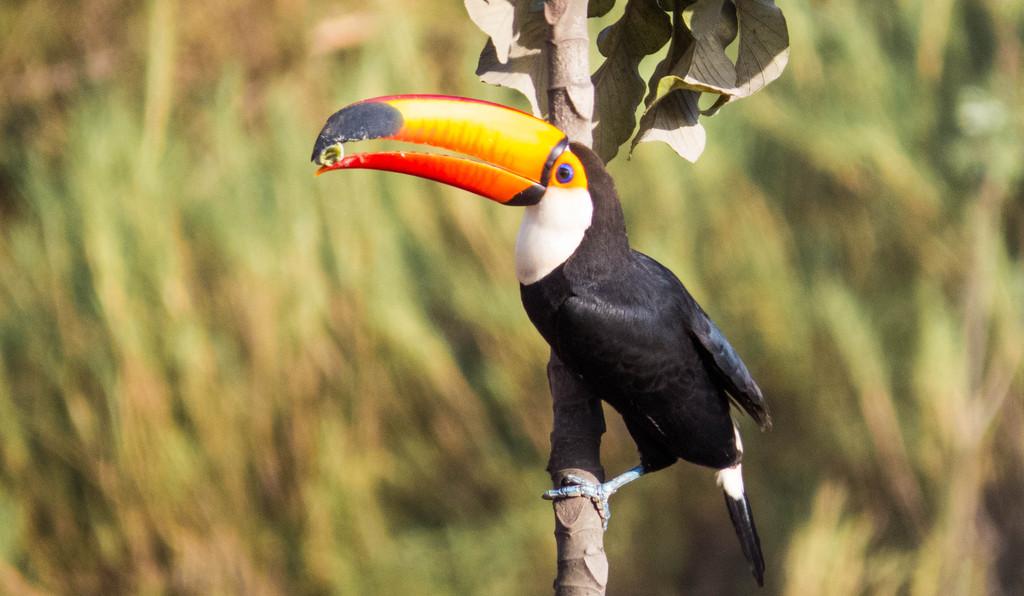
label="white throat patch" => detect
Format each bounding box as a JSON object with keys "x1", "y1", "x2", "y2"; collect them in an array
[{"x1": 515, "y1": 187, "x2": 593, "y2": 285}]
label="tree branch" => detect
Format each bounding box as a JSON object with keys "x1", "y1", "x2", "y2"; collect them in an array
[
  {"x1": 543, "y1": 2, "x2": 606, "y2": 594},
  {"x1": 545, "y1": 0, "x2": 594, "y2": 146},
  {"x1": 547, "y1": 354, "x2": 607, "y2": 595}
]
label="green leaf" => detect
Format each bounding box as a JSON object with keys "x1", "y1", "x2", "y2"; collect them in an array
[
  {"x1": 466, "y1": 0, "x2": 549, "y2": 117},
  {"x1": 591, "y1": 0, "x2": 672, "y2": 162}
]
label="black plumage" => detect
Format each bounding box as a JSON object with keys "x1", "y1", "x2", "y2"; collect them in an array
[{"x1": 521, "y1": 144, "x2": 770, "y2": 583}]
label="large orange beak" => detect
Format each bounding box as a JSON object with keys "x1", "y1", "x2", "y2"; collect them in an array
[{"x1": 310, "y1": 95, "x2": 569, "y2": 206}]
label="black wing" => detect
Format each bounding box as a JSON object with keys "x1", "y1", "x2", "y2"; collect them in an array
[
  {"x1": 635, "y1": 253, "x2": 772, "y2": 430},
  {"x1": 550, "y1": 258, "x2": 741, "y2": 469}
]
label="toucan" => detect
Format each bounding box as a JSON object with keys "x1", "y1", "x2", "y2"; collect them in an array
[{"x1": 311, "y1": 95, "x2": 771, "y2": 586}]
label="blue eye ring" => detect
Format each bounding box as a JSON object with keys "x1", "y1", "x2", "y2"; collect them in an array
[{"x1": 555, "y1": 163, "x2": 574, "y2": 184}]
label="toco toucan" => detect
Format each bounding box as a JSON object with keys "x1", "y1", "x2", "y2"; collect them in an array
[{"x1": 311, "y1": 95, "x2": 771, "y2": 586}]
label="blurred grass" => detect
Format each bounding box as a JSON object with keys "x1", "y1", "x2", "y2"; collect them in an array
[{"x1": 0, "y1": 0, "x2": 1022, "y2": 594}]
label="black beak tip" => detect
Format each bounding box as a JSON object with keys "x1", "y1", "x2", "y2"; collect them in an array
[
  {"x1": 311, "y1": 132, "x2": 342, "y2": 165},
  {"x1": 504, "y1": 184, "x2": 546, "y2": 206},
  {"x1": 310, "y1": 135, "x2": 328, "y2": 164},
  {"x1": 310, "y1": 100, "x2": 405, "y2": 164}
]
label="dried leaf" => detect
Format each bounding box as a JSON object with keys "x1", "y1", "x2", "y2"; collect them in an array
[
  {"x1": 732, "y1": 0, "x2": 789, "y2": 98},
  {"x1": 643, "y1": 0, "x2": 736, "y2": 108},
  {"x1": 655, "y1": 0, "x2": 700, "y2": 11},
  {"x1": 644, "y1": 3, "x2": 694, "y2": 101},
  {"x1": 677, "y1": 0, "x2": 737, "y2": 93},
  {"x1": 466, "y1": 0, "x2": 548, "y2": 116},
  {"x1": 588, "y1": 0, "x2": 616, "y2": 18},
  {"x1": 631, "y1": 89, "x2": 705, "y2": 162},
  {"x1": 653, "y1": 0, "x2": 787, "y2": 103},
  {"x1": 634, "y1": 0, "x2": 787, "y2": 161},
  {"x1": 693, "y1": 0, "x2": 737, "y2": 47},
  {"x1": 631, "y1": 2, "x2": 700, "y2": 159},
  {"x1": 591, "y1": 0, "x2": 671, "y2": 162},
  {"x1": 465, "y1": 0, "x2": 519, "y2": 63}
]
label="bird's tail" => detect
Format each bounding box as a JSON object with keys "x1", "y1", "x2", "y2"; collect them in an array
[{"x1": 717, "y1": 465, "x2": 765, "y2": 587}]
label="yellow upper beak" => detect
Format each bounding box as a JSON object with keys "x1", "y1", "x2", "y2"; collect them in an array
[{"x1": 311, "y1": 95, "x2": 570, "y2": 205}]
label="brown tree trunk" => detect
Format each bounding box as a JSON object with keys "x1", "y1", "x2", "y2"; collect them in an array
[
  {"x1": 543, "y1": 2, "x2": 607, "y2": 594},
  {"x1": 547, "y1": 354, "x2": 608, "y2": 595}
]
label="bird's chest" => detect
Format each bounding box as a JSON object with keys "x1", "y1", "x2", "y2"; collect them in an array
[
  {"x1": 519, "y1": 266, "x2": 570, "y2": 347},
  {"x1": 526, "y1": 269, "x2": 682, "y2": 360}
]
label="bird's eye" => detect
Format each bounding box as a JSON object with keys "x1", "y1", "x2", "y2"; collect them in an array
[{"x1": 555, "y1": 163, "x2": 574, "y2": 184}]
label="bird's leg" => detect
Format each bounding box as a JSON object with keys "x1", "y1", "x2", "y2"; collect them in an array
[{"x1": 543, "y1": 465, "x2": 646, "y2": 529}]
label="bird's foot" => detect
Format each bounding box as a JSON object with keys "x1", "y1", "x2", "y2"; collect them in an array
[
  {"x1": 543, "y1": 474, "x2": 615, "y2": 525},
  {"x1": 542, "y1": 465, "x2": 645, "y2": 530}
]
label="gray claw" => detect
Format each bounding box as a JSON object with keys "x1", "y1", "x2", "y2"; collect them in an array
[
  {"x1": 542, "y1": 475, "x2": 614, "y2": 528},
  {"x1": 541, "y1": 465, "x2": 647, "y2": 530}
]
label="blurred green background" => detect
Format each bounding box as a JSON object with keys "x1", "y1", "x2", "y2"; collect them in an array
[{"x1": 1, "y1": 0, "x2": 1021, "y2": 594}]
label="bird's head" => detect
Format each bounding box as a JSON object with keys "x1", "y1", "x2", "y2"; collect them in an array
[{"x1": 312, "y1": 95, "x2": 630, "y2": 284}]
